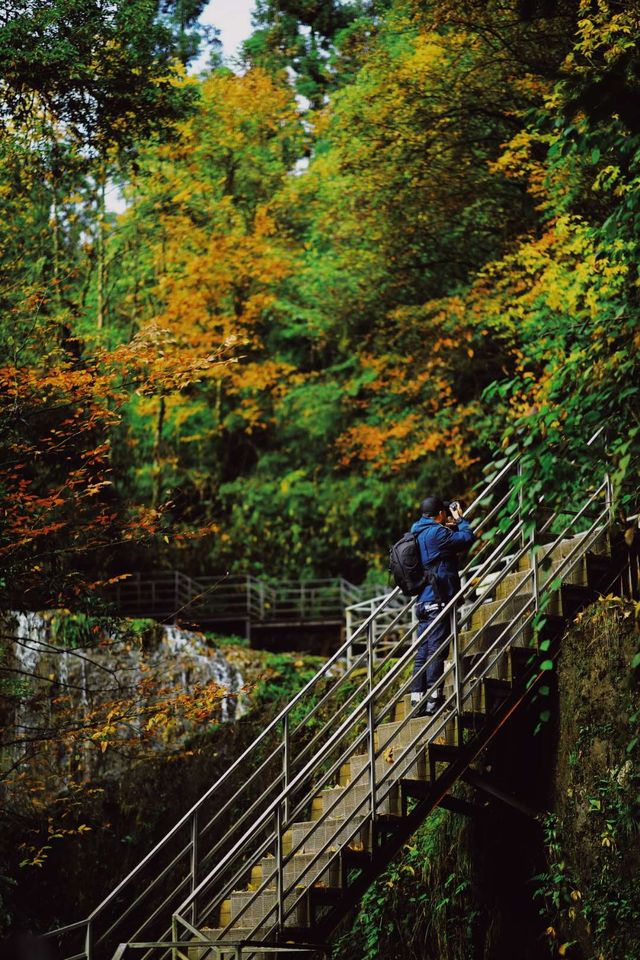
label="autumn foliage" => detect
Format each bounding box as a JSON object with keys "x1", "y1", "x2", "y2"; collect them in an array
[{"x1": 0, "y1": 0, "x2": 637, "y2": 671}]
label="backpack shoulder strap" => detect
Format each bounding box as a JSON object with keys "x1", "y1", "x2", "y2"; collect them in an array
[
  {"x1": 414, "y1": 524, "x2": 441, "y2": 565},
  {"x1": 414, "y1": 526, "x2": 444, "y2": 605}
]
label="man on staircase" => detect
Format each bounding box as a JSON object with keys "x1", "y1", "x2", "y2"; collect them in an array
[{"x1": 411, "y1": 496, "x2": 474, "y2": 716}]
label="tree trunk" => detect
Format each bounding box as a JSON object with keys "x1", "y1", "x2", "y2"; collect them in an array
[
  {"x1": 49, "y1": 133, "x2": 63, "y2": 311},
  {"x1": 152, "y1": 395, "x2": 166, "y2": 509},
  {"x1": 96, "y1": 157, "x2": 107, "y2": 330}
]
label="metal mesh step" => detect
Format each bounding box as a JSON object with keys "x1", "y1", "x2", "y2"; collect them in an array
[{"x1": 288, "y1": 815, "x2": 370, "y2": 856}]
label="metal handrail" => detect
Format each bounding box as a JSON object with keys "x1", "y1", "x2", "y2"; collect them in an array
[
  {"x1": 151, "y1": 476, "x2": 606, "y2": 956},
  {"x1": 50, "y1": 450, "x2": 572, "y2": 958},
  {"x1": 67, "y1": 593, "x2": 401, "y2": 951},
  {"x1": 234, "y1": 499, "x2": 613, "y2": 940},
  {"x1": 171, "y1": 482, "x2": 612, "y2": 944},
  {"x1": 173, "y1": 507, "x2": 526, "y2": 920}
]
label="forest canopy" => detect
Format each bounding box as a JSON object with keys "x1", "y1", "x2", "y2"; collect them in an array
[{"x1": 0, "y1": 0, "x2": 638, "y2": 609}]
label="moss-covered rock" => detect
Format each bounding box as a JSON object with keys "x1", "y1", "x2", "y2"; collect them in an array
[{"x1": 537, "y1": 598, "x2": 640, "y2": 960}]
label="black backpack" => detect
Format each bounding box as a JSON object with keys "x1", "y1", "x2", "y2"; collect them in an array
[{"x1": 389, "y1": 530, "x2": 443, "y2": 600}]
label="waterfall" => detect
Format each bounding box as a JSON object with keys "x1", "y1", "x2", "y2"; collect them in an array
[
  {"x1": 11, "y1": 612, "x2": 48, "y2": 740},
  {"x1": 12, "y1": 611, "x2": 44, "y2": 676},
  {"x1": 4, "y1": 612, "x2": 247, "y2": 783},
  {"x1": 161, "y1": 624, "x2": 245, "y2": 721}
]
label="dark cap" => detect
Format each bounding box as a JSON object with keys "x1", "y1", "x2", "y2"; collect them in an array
[{"x1": 420, "y1": 496, "x2": 446, "y2": 517}]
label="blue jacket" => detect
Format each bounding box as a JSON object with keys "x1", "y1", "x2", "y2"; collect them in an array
[{"x1": 410, "y1": 516, "x2": 475, "y2": 605}]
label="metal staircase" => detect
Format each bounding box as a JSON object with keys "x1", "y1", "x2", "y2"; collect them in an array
[{"x1": 47, "y1": 451, "x2": 623, "y2": 960}]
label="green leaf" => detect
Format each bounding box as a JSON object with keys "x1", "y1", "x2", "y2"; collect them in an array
[{"x1": 540, "y1": 659, "x2": 554, "y2": 671}]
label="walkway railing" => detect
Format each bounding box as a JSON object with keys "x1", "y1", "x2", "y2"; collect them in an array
[{"x1": 112, "y1": 574, "x2": 369, "y2": 625}]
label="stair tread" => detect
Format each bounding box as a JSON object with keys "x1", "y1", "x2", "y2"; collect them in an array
[
  {"x1": 375, "y1": 715, "x2": 435, "y2": 744},
  {"x1": 198, "y1": 927, "x2": 273, "y2": 942},
  {"x1": 200, "y1": 925, "x2": 314, "y2": 942}
]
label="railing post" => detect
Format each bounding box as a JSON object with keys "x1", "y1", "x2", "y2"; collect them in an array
[
  {"x1": 85, "y1": 920, "x2": 93, "y2": 960},
  {"x1": 366, "y1": 620, "x2": 377, "y2": 825},
  {"x1": 190, "y1": 809, "x2": 199, "y2": 925},
  {"x1": 345, "y1": 607, "x2": 353, "y2": 669},
  {"x1": 171, "y1": 914, "x2": 178, "y2": 960},
  {"x1": 259, "y1": 580, "x2": 265, "y2": 620},
  {"x1": 275, "y1": 802, "x2": 284, "y2": 933},
  {"x1": 452, "y1": 602, "x2": 462, "y2": 726},
  {"x1": 604, "y1": 470, "x2": 614, "y2": 520},
  {"x1": 283, "y1": 713, "x2": 290, "y2": 825},
  {"x1": 530, "y1": 519, "x2": 539, "y2": 616},
  {"x1": 517, "y1": 460, "x2": 525, "y2": 549}
]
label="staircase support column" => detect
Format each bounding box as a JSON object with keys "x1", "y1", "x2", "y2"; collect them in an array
[
  {"x1": 530, "y1": 522, "x2": 539, "y2": 617},
  {"x1": 517, "y1": 460, "x2": 525, "y2": 549},
  {"x1": 171, "y1": 915, "x2": 178, "y2": 960},
  {"x1": 283, "y1": 713, "x2": 290, "y2": 825},
  {"x1": 275, "y1": 803, "x2": 284, "y2": 933},
  {"x1": 452, "y1": 603, "x2": 463, "y2": 744},
  {"x1": 605, "y1": 470, "x2": 614, "y2": 521},
  {"x1": 190, "y1": 809, "x2": 199, "y2": 925},
  {"x1": 367, "y1": 621, "x2": 377, "y2": 825}
]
